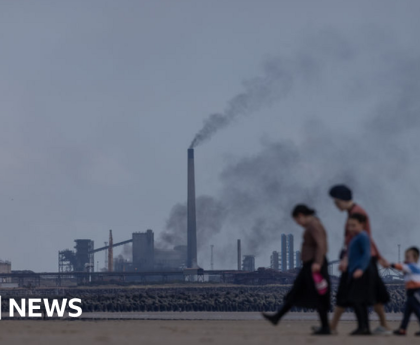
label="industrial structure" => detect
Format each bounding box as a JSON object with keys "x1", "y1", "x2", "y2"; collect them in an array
[
  {"x1": 270, "y1": 234, "x2": 301, "y2": 271},
  {"x1": 187, "y1": 148, "x2": 198, "y2": 268},
  {"x1": 54, "y1": 148, "x2": 199, "y2": 278},
  {"x1": 12, "y1": 140, "x2": 405, "y2": 288},
  {"x1": 58, "y1": 239, "x2": 94, "y2": 272},
  {"x1": 132, "y1": 229, "x2": 154, "y2": 270},
  {"x1": 155, "y1": 246, "x2": 187, "y2": 270},
  {"x1": 210, "y1": 245, "x2": 214, "y2": 270},
  {"x1": 58, "y1": 228, "x2": 186, "y2": 275},
  {"x1": 242, "y1": 255, "x2": 255, "y2": 271},
  {"x1": 237, "y1": 239, "x2": 241, "y2": 271},
  {"x1": 108, "y1": 230, "x2": 113, "y2": 272},
  {"x1": 0, "y1": 260, "x2": 11, "y2": 283},
  {"x1": 270, "y1": 251, "x2": 280, "y2": 270},
  {"x1": 281, "y1": 234, "x2": 287, "y2": 271},
  {"x1": 287, "y1": 234, "x2": 294, "y2": 269},
  {"x1": 59, "y1": 235, "x2": 131, "y2": 273}
]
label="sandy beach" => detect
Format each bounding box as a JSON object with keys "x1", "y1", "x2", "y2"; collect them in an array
[{"x1": 0, "y1": 317, "x2": 417, "y2": 345}]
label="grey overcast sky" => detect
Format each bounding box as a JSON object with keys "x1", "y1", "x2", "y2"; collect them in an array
[{"x1": 1, "y1": 1, "x2": 420, "y2": 271}]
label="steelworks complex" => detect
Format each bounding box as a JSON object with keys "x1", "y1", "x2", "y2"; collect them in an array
[
  {"x1": 57, "y1": 230, "x2": 301, "y2": 275},
  {"x1": 1, "y1": 149, "x2": 306, "y2": 287},
  {"x1": 57, "y1": 150, "x2": 302, "y2": 276}
]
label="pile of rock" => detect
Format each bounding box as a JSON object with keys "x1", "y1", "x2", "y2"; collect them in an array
[{"x1": 0, "y1": 284, "x2": 406, "y2": 313}]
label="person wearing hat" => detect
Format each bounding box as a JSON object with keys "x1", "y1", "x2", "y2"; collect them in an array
[{"x1": 328, "y1": 184, "x2": 391, "y2": 335}]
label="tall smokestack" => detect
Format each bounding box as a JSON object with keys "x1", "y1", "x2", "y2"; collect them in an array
[
  {"x1": 187, "y1": 148, "x2": 198, "y2": 268},
  {"x1": 237, "y1": 239, "x2": 241, "y2": 271},
  {"x1": 210, "y1": 244, "x2": 214, "y2": 270},
  {"x1": 108, "y1": 229, "x2": 113, "y2": 272}
]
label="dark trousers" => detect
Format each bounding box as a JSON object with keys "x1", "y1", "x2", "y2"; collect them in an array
[
  {"x1": 353, "y1": 303, "x2": 369, "y2": 331},
  {"x1": 274, "y1": 302, "x2": 329, "y2": 330},
  {"x1": 400, "y1": 292, "x2": 420, "y2": 330}
]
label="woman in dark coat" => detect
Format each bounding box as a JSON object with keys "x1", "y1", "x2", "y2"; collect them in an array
[{"x1": 262, "y1": 204, "x2": 331, "y2": 335}]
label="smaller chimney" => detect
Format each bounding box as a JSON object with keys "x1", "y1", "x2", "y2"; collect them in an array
[
  {"x1": 237, "y1": 239, "x2": 241, "y2": 271},
  {"x1": 108, "y1": 230, "x2": 113, "y2": 272}
]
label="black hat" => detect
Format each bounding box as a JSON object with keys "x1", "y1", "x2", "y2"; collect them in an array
[{"x1": 329, "y1": 184, "x2": 352, "y2": 201}]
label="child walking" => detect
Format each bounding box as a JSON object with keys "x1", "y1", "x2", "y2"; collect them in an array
[
  {"x1": 346, "y1": 213, "x2": 374, "y2": 335},
  {"x1": 391, "y1": 247, "x2": 420, "y2": 336}
]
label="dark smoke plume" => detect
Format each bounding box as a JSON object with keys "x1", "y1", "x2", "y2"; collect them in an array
[
  {"x1": 189, "y1": 30, "x2": 353, "y2": 148},
  {"x1": 189, "y1": 58, "x2": 294, "y2": 148}
]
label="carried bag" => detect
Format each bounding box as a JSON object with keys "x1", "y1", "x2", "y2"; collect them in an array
[{"x1": 313, "y1": 272, "x2": 328, "y2": 295}]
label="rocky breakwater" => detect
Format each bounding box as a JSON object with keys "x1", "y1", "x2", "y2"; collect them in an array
[{"x1": 0, "y1": 284, "x2": 406, "y2": 313}]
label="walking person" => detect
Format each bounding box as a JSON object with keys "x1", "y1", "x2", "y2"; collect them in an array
[
  {"x1": 262, "y1": 204, "x2": 331, "y2": 335},
  {"x1": 391, "y1": 247, "x2": 420, "y2": 336},
  {"x1": 328, "y1": 184, "x2": 391, "y2": 335},
  {"x1": 346, "y1": 213, "x2": 375, "y2": 335}
]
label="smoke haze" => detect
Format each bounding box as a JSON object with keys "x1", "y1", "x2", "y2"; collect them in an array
[
  {"x1": 160, "y1": 195, "x2": 226, "y2": 250},
  {"x1": 0, "y1": 1, "x2": 419, "y2": 271},
  {"x1": 167, "y1": 33, "x2": 420, "y2": 269}
]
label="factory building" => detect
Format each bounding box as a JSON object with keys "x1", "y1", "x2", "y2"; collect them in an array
[
  {"x1": 59, "y1": 240, "x2": 94, "y2": 272},
  {"x1": 132, "y1": 230, "x2": 155, "y2": 271},
  {"x1": 270, "y1": 251, "x2": 280, "y2": 270},
  {"x1": 60, "y1": 229, "x2": 187, "y2": 274},
  {"x1": 0, "y1": 260, "x2": 11, "y2": 283},
  {"x1": 74, "y1": 240, "x2": 94, "y2": 271},
  {"x1": 131, "y1": 230, "x2": 186, "y2": 271},
  {"x1": 0, "y1": 260, "x2": 11, "y2": 274}
]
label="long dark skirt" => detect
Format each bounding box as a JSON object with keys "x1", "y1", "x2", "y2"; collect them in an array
[
  {"x1": 347, "y1": 266, "x2": 375, "y2": 306},
  {"x1": 284, "y1": 258, "x2": 330, "y2": 310},
  {"x1": 370, "y1": 257, "x2": 390, "y2": 304},
  {"x1": 335, "y1": 270, "x2": 350, "y2": 308}
]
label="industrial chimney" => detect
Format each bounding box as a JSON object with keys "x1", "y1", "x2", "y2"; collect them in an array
[
  {"x1": 108, "y1": 229, "x2": 113, "y2": 272},
  {"x1": 187, "y1": 148, "x2": 198, "y2": 268},
  {"x1": 237, "y1": 239, "x2": 241, "y2": 271}
]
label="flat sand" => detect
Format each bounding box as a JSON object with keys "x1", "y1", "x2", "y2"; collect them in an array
[{"x1": 0, "y1": 319, "x2": 417, "y2": 345}]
